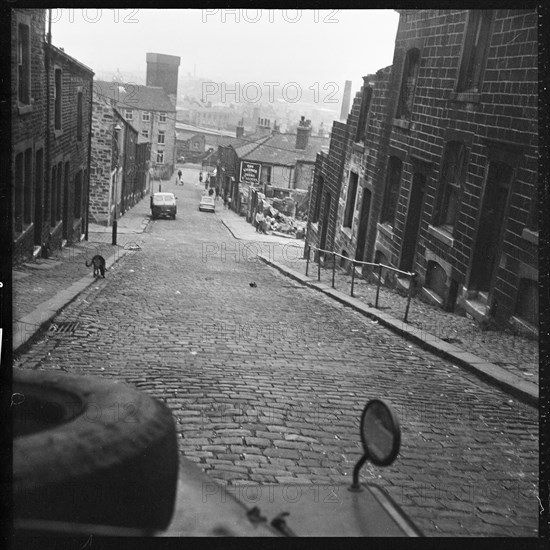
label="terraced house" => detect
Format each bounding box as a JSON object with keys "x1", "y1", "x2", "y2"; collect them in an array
[
  {"x1": 94, "y1": 80, "x2": 176, "y2": 180},
  {"x1": 12, "y1": 8, "x2": 93, "y2": 264},
  {"x1": 307, "y1": 9, "x2": 538, "y2": 336}
]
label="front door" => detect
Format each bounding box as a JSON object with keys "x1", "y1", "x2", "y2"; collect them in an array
[
  {"x1": 399, "y1": 172, "x2": 425, "y2": 273},
  {"x1": 62, "y1": 162, "x2": 70, "y2": 239},
  {"x1": 355, "y1": 188, "x2": 372, "y2": 262},
  {"x1": 469, "y1": 161, "x2": 511, "y2": 292},
  {"x1": 33, "y1": 149, "x2": 43, "y2": 246},
  {"x1": 319, "y1": 192, "x2": 331, "y2": 253}
]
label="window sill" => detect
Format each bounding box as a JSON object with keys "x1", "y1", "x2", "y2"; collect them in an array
[
  {"x1": 392, "y1": 118, "x2": 410, "y2": 130},
  {"x1": 18, "y1": 103, "x2": 34, "y2": 116},
  {"x1": 352, "y1": 142, "x2": 365, "y2": 154},
  {"x1": 449, "y1": 91, "x2": 481, "y2": 104},
  {"x1": 521, "y1": 228, "x2": 538, "y2": 245},
  {"x1": 377, "y1": 222, "x2": 394, "y2": 239},
  {"x1": 427, "y1": 224, "x2": 454, "y2": 247},
  {"x1": 341, "y1": 226, "x2": 352, "y2": 239},
  {"x1": 13, "y1": 223, "x2": 34, "y2": 243}
]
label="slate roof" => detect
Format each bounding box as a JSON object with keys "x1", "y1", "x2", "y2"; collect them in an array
[
  {"x1": 235, "y1": 133, "x2": 329, "y2": 166},
  {"x1": 94, "y1": 80, "x2": 176, "y2": 112}
]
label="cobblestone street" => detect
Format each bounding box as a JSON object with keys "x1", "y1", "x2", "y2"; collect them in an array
[{"x1": 14, "y1": 173, "x2": 538, "y2": 537}]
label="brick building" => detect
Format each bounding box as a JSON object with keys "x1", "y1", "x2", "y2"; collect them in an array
[
  {"x1": 12, "y1": 9, "x2": 93, "y2": 264},
  {"x1": 307, "y1": 9, "x2": 538, "y2": 335}
]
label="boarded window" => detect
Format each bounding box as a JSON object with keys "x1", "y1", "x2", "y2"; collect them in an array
[
  {"x1": 396, "y1": 49, "x2": 420, "y2": 120},
  {"x1": 54, "y1": 69, "x2": 62, "y2": 130},
  {"x1": 456, "y1": 11, "x2": 493, "y2": 94},
  {"x1": 344, "y1": 172, "x2": 359, "y2": 228},
  {"x1": 18, "y1": 23, "x2": 31, "y2": 104},
  {"x1": 436, "y1": 141, "x2": 466, "y2": 230}
]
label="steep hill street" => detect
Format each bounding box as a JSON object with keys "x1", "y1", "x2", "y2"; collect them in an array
[{"x1": 14, "y1": 171, "x2": 538, "y2": 537}]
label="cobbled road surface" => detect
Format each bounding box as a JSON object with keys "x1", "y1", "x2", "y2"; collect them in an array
[{"x1": 15, "y1": 176, "x2": 538, "y2": 537}]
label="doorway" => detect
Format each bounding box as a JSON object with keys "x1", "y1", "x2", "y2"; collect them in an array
[
  {"x1": 469, "y1": 161, "x2": 511, "y2": 293},
  {"x1": 33, "y1": 149, "x2": 44, "y2": 246},
  {"x1": 319, "y1": 192, "x2": 331, "y2": 254},
  {"x1": 399, "y1": 172, "x2": 425, "y2": 273},
  {"x1": 62, "y1": 161, "x2": 70, "y2": 239},
  {"x1": 355, "y1": 188, "x2": 372, "y2": 262}
]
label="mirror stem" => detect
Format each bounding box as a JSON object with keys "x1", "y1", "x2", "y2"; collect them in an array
[{"x1": 350, "y1": 454, "x2": 368, "y2": 492}]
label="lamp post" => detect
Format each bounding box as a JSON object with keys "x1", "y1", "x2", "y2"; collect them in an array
[{"x1": 112, "y1": 123, "x2": 122, "y2": 246}]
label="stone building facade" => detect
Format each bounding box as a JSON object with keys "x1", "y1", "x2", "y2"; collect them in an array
[
  {"x1": 94, "y1": 80, "x2": 177, "y2": 180},
  {"x1": 89, "y1": 95, "x2": 142, "y2": 225},
  {"x1": 12, "y1": 9, "x2": 93, "y2": 264},
  {"x1": 307, "y1": 9, "x2": 538, "y2": 335}
]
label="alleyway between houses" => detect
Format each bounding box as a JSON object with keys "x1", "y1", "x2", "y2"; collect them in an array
[{"x1": 13, "y1": 165, "x2": 538, "y2": 537}]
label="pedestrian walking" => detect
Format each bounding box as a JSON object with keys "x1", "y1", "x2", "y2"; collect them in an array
[
  {"x1": 255, "y1": 210, "x2": 264, "y2": 233},
  {"x1": 223, "y1": 194, "x2": 228, "y2": 209},
  {"x1": 227, "y1": 196, "x2": 232, "y2": 210},
  {"x1": 215, "y1": 186, "x2": 220, "y2": 200},
  {"x1": 199, "y1": 171, "x2": 203, "y2": 185}
]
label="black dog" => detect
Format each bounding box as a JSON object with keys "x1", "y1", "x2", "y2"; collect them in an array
[{"x1": 85, "y1": 255, "x2": 106, "y2": 278}]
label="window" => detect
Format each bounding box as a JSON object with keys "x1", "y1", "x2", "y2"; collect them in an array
[
  {"x1": 194, "y1": 141, "x2": 199, "y2": 150},
  {"x1": 125, "y1": 109, "x2": 133, "y2": 120},
  {"x1": 142, "y1": 111, "x2": 150, "y2": 122},
  {"x1": 355, "y1": 85, "x2": 373, "y2": 143},
  {"x1": 343, "y1": 172, "x2": 359, "y2": 229},
  {"x1": 142, "y1": 129, "x2": 149, "y2": 139},
  {"x1": 156, "y1": 150, "x2": 164, "y2": 164},
  {"x1": 74, "y1": 171, "x2": 83, "y2": 218},
  {"x1": 312, "y1": 175, "x2": 324, "y2": 223},
  {"x1": 54, "y1": 69, "x2": 62, "y2": 130},
  {"x1": 77, "y1": 92, "x2": 83, "y2": 141},
  {"x1": 17, "y1": 22, "x2": 31, "y2": 104},
  {"x1": 260, "y1": 165, "x2": 272, "y2": 185},
  {"x1": 381, "y1": 157, "x2": 402, "y2": 226},
  {"x1": 158, "y1": 130, "x2": 165, "y2": 144},
  {"x1": 456, "y1": 10, "x2": 493, "y2": 94},
  {"x1": 396, "y1": 49, "x2": 420, "y2": 120},
  {"x1": 159, "y1": 112, "x2": 167, "y2": 123},
  {"x1": 435, "y1": 141, "x2": 466, "y2": 230}
]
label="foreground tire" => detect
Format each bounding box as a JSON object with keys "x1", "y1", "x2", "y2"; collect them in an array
[{"x1": 13, "y1": 368, "x2": 179, "y2": 530}]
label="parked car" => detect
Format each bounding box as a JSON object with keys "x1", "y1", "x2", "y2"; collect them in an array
[
  {"x1": 199, "y1": 196, "x2": 215, "y2": 213},
  {"x1": 151, "y1": 193, "x2": 177, "y2": 220}
]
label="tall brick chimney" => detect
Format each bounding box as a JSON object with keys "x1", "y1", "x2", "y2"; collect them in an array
[
  {"x1": 236, "y1": 119, "x2": 244, "y2": 138},
  {"x1": 340, "y1": 80, "x2": 352, "y2": 121},
  {"x1": 146, "y1": 52, "x2": 181, "y2": 107},
  {"x1": 296, "y1": 116, "x2": 311, "y2": 150}
]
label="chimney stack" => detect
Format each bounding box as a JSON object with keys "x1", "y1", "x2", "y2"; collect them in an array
[
  {"x1": 236, "y1": 119, "x2": 244, "y2": 138},
  {"x1": 340, "y1": 80, "x2": 352, "y2": 121},
  {"x1": 296, "y1": 116, "x2": 311, "y2": 150}
]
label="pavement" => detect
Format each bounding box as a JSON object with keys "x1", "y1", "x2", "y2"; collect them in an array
[
  {"x1": 12, "y1": 167, "x2": 538, "y2": 536},
  {"x1": 13, "y1": 168, "x2": 538, "y2": 407},
  {"x1": 12, "y1": 190, "x2": 152, "y2": 353}
]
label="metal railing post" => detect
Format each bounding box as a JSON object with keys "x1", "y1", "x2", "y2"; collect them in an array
[
  {"x1": 317, "y1": 251, "x2": 321, "y2": 282},
  {"x1": 305, "y1": 245, "x2": 310, "y2": 277},
  {"x1": 375, "y1": 264, "x2": 382, "y2": 308},
  {"x1": 404, "y1": 273, "x2": 415, "y2": 323},
  {"x1": 350, "y1": 260, "x2": 355, "y2": 297},
  {"x1": 332, "y1": 251, "x2": 336, "y2": 288}
]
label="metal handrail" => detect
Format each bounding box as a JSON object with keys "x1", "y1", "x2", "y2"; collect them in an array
[{"x1": 305, "y1": 245, "x2": 417, "y2": 323}]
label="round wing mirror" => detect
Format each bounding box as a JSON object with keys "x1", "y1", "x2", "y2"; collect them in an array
[
  {"x1": 360, "y1": 399, "x2": 400, "y2": 466},
  {"x1": 350, "y1": 399, "x2": 401, "y2": 492}
]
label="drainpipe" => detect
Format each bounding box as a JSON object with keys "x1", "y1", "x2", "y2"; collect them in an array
[
  {"x1": 85, "y1": 74, "x2": 93, "y2": 241},
  {"x1": 43, "y1": 10, "x2": 52, "y2": 252}
]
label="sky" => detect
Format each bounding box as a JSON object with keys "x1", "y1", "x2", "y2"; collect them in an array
[{"x1": 51, "y1": 9, "x2": 399, "y2": 99}]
